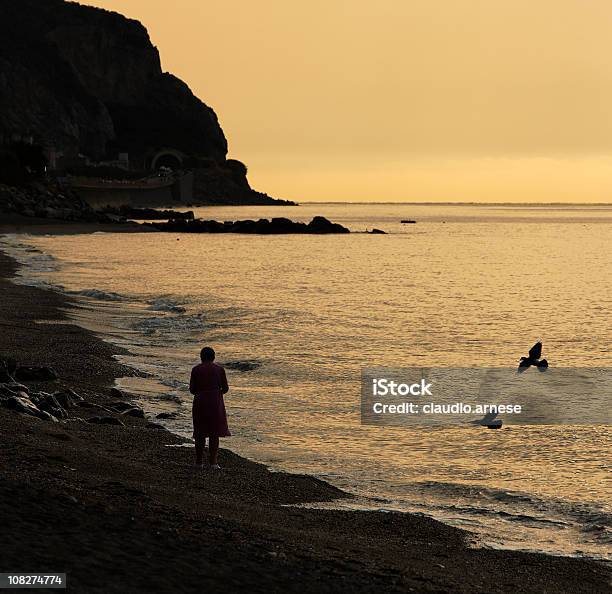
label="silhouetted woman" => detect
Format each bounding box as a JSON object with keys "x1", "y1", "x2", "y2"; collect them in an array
[{"x1": 189, "y1": 346, "x2": 230, "y2": 470}]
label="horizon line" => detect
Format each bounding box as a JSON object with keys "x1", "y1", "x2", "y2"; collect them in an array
[{"x1": 294, "y1": 201, "x2": 612, "y2": 206}]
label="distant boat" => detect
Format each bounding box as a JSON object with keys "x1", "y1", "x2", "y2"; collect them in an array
[{"x1": 401, "y1": 220, "x2": 416, "y2": 224}]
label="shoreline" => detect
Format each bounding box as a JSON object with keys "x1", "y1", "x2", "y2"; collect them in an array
[
  {"x1": 0, "y1": 215, "x2": 150, "y2": 236},
  {"x1": 0, "y1": 243, "x2": 610, "y2": 592}
]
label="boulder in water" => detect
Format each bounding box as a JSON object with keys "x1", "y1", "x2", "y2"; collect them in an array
[
  {"x1": 307, "y1": 216, "x2": 350, "y2": 234},
  {"x1": 223, "y1": 361, "x2": 261, "y2": 372},
  {"x1": 147, "y1": 216, "x2": 350, "y2": 234}
]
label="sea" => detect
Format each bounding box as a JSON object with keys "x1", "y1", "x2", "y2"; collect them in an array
[{"x1": 2, "y1": 202, "x2": 611, "y2": 561}]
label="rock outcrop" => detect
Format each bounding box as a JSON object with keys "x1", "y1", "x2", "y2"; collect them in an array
[
  {"x1": 191, "y1": 162, "x2": 296, "y2": 205},
  {"x1": 147, "y1": 216, "x2": 350, "y2": 234},
  {"x1": 0, "y1": 181, "x2": 107, "y2": 221},
  {"x1": 0, "y1": 355, "x2": 147, "y2": 427},
  {"x1": 0, "y1": 0, "x2": 289, "y2": 205},
  {"x1": 0, "y1": 0, "x2": 226, "y2": 162},
  {"x1": 100, "y1": 206, "x2": 195, "y2": 221}
]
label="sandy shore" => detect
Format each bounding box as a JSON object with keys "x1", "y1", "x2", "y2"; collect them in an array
[{"x1": 0, "y1": 245, "x2": 610, "y2": 593}]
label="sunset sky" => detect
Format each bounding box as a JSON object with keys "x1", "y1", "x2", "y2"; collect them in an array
[{"x1": 86, "y1": 1, "x2": 612, "y2": 202}]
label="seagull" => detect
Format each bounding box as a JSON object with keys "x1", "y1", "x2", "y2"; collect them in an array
[
  {"x1": 518, "y1": 341, "x2": 548, "y2": 373},
  {"x1": 471, "y1": 410, "x2": 503, "y2": 429}
]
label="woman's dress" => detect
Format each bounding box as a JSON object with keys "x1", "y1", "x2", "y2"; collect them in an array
[{"x1": 190, "y1": 362, "x2": 230, "y2": 438}]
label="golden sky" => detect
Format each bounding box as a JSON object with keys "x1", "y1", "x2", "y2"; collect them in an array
[{"x1": 86, "y1": 1, "x2": 612, "y2": 202}]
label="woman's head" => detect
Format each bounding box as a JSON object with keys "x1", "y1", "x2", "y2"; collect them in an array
[{"x1": 200, "y1": 346, "x2": 216, "y2": 362}]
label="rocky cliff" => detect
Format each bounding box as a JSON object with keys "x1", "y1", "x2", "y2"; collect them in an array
[{"x1": 0, "y1": 0, "x2": 289, "y2": 205}]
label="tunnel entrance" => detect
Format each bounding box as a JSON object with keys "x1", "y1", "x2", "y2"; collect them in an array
[{"x1": 150, "y1": 149, "x2": 184, "y2": 171}]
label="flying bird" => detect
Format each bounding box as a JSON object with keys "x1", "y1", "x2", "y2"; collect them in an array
[{"x1": 518, "y1": 341, "x2": 548, "y2": 372}]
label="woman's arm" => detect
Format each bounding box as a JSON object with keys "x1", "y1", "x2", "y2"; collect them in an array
[
  {"x1": 189, "y1": 368, "x2": 196, "y2": 395},
  {"x1": 220, "y1": 368, "x2": 229, "y2": 394}
]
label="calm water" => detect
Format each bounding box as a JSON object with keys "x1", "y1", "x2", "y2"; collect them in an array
[{"x1": 2, "y1": 203, "x2": 611, "y2": 560}]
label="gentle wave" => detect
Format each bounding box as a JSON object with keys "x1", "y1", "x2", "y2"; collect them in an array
[
  {"x1": 159, "y1": 377, "x2": 189, "y2": 389},
  {"x1": 147, "y1": 298, "x2": 187, "y2": 313},
  {"x1": 132, "y1": 312, "x2": 215, "y2": 335},
  {"x1": 412, "y1": 480, "x2": 612, "y2": 534},
  {"x1": 73, "y1": 288, "x2": 129, "y2": 301},
  {"x1": 0, "y1": 237, "x2": 59, "y2": 274}
]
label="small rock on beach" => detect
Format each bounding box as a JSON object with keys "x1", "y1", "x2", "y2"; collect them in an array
[{"x1": 87, "y1": 416, "x2": 125, "y2": 426}]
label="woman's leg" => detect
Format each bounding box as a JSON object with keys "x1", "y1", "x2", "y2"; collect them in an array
[
  {"x1": 195, "y1": 437, "x2": 206, "y2": 465},
  {"x1": 208, "y1": 436, "x2": 219, "y2": 466}
]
